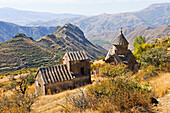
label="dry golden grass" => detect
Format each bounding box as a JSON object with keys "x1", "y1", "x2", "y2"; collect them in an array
[
  {"x1": 30, "y1": 75, "x2": 102, "y2": 113},
  {"x1": 91, "y1": 74, "x2": 108, "y2": 84},
  {"x1": 150, "y1": 73, "x2": 170, "y2": 97},
  {"x1": 31, "y1": 85, "x2": 91, "y2": 113},
  {"x1": 71, "y1": 109, "x2": 100, "y2": 113}
]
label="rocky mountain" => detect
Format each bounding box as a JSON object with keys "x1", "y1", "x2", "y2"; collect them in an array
[
  {"x1": 0, "y1": 33, "x2": 56, "y2": 73},
  {"x1": 37, "y1": 23, "x2": 107, "y2": 59},
  {"x1": 0, "y1": 7, "x2": 84, "y2": 25},
  {"x1": 0, "y1": 24, "x2": 106, "y2": 73},
  {"x1": 0, "y1": 21, "x2": 55, "y2": 43},
  {"x1": 28, "y1": 3, "x2": 170, "y2": 38}
]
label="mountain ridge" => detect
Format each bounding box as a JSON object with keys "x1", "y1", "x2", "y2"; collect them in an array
[
  {"x1": 27, "y1": 3, "x2": 170, "y2": 39},
  {"x1": 92, "y1": 23, "x2": 170, "y2": 50},
  {"x1": 0, "y1": 7, "x2": 85, "y2": 25},
  {"x1": 37, "y1": 23, "x2": 106, "y2": 59},
  {"x1": 0, "y1": 24, "x2": 107, "y2": 73},
  {"x1": 0, "y1": 33, "x2": 55, "y2": 73}
]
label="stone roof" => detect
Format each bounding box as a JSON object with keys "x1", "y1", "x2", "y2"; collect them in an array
[
  {"x1": 63, "y1": 51, "x2": 88, "y2": 61},
  {"x1": 105, "y1": 49, "x2": 134, "y2": 64},
  {"x1": 105, "y1": 49, "x2": 122, "y2": 63},
  {"x1": 123, "y1": 50, "x2": 135, "y2": 63},
  {"x1": 112, "y1": 31, "x2": 129, "y2": 45},
  {"x1": 35, "y1": 64, "x2": 73, "y2": 84},
  {"x1": 113, "y1": 54, "x2": 123, "y2": 63},
  {"x1": 105, "y1": 49, "x2": 115, "y2": 61}
]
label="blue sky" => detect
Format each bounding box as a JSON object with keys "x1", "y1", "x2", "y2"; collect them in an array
[{"x1": 0, "y1": 0, "x2": 169, "y2": 15}]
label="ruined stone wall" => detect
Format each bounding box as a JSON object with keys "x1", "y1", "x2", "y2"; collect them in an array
[
  {"x1": 73, "y1": 76, "x2": 91, "y2": 87},
  {"x1": 127, "y1": 55, "x2": 136, "y2": 71},
  {"x1": 114, "y1": 45, "x2": 128, "y2": 55},
  {"x1": 45, "y1": 80, "x2": 74, "y2": 94},
  {"x1": 70, "y1": 60, "x2": 90, "y2": 75},
  {"x1": 44, "y1": 75, "x2": 90, "y2": 95},
  {"x1": 63, "y1": 55, "x2": 70, "y2": 71},
  {"x1": 35, "y1": 72, "x2": 45, "y2": 96}
]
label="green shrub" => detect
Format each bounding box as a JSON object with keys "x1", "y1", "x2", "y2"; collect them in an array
[
  {"x1": 27, "y1": 74, "x2": 35, "y2": 85},
  {"x1": 142, "y1": 65, "x2": 158, "y2": 80},
  {"x1": 140, "y1": 47, "x2": 170, "y2": 68},
  {"x1": 99, "y1": 63, "x2": 130, "y2": 77},
  {"x1": 87, "y1": 78, "x2": 151, "y2": 112},
  {"x1": 98, "y1": 57, "x2": 105, "y2": 61},
  {"x1": 0, "y1": 83, "x2": 5, "y2": 88}
]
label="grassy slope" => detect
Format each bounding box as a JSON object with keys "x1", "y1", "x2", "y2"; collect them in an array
[
  {"x1": 0, "y1": 36, "x2": 56, "y2": 73},
  {"x1": 37, "y1": 24, "x2": 107, "y2": 60},
  {"x1": 29, "y1": 72, "x2": 170, "y2": 113}
]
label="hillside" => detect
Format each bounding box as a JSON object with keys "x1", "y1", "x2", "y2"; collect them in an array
[
  {"x1": 0, "y1": 21, "x2": 55, "y2": 43},
  {"x1": 0, "y1": 24, "x2": 107, "y2": 73},
  {"x1": 91, "y1": 24, "x2": 170, "y2": 49},
  {"x1": 37, "y1": 23, "x2": 107, "y2": 59},
  {"x1": 0, "y1": 36, "x2": 169, "y2": 113},
  {"x1": 0, "y1": 33, "x2": 56, "y2": 74},
  {"x1": 0, "y1": 7, "x2": 84, "y2": 25},
  {"x1": 0, "y1": 3, "x2": 169, "y2": 48},
  {"x1": 28, "y1": 3, "x2": 170, "y2": 37}
]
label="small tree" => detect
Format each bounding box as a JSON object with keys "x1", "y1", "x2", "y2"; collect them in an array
[
  {"x1": 133, "y1": 43, "x2": 152, "y2": 60},
  {"x1": 140, "y1": 47, "x2": 170, "y2": 67},
  {"x1": 0, "y1": 74, "x2": 36, "y2": 112},
  {"x1": 133, "y1": 36, "x2": 146, "y2": 48}
]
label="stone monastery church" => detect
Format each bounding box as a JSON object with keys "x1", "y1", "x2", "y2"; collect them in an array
[
  {"x1": 105, "y1": 29, "x2": 138, "y2": 71},
  {"x1": 35, "y1": 29, "x2": 138, "y2": 96},
  {"x1": 35, "y1": 51, "x2": 91, "y2": 95}
]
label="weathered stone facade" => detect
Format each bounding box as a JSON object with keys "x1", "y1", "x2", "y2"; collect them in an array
[
  {"x1": 35, "y1": 51, "x2": 91, "y2": 96},
  {"x1": 105, "y1": 30, "x2": 138, "y2": 71}
]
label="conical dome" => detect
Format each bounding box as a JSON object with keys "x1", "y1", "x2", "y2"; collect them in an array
[{"x1": 112, "y1": 30, "x2": 129, "y2": 45}]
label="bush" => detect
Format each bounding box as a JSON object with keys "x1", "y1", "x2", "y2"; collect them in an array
[
  {"x1": 0, "y1": 75, "x2": 36, "y2": 112},
  {"x1": 142, "y1": 65, "x2": 158, "y2": 80},
  {"x1": 87, "y1": 78, "x2": 151, "y2": 112},
  {"x1": 99, "y1": 63, "x2": 130, "y2": 77},
  {"x1": 64, "y1": 63, "x2": 152, "y2": 112},
  {"x1": 0, "y1": 83, "x2": 5, "y2": 88},
  {"x1": 65, "y1": 89, "x2": 92, "y2": 112},
  {"x1": 27, "y1": 74, "x2": 35, "y2": 85},
  {"x1": 98, "y1": 57, "x2": 105, "y2": 61},
  {"x1": 140, "y1": 47, "x2": 170, "y2": 68}
]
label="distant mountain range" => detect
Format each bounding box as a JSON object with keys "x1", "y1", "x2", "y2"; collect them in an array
[
  {"x1": 92, "y1": 23, "x2": 170, "y2": 50},
  {"x1": 0, "y1": 3, "x2": 169, "y2": 49},
  {"x1": 0, "y1": 7, "x2": 84, "y2": 25},
  {"x1": 0, "y1": 20, "x2": 169, "y2": 50},
  {"x1": 0, "y1": 24, "x2": 106, "y2": 73},
  {"x1": 27, "y1": 3, "x2": 170, "y2": 37},
  {"x1": 0, "y1": 21, "x2": 55, "y2": 42}
]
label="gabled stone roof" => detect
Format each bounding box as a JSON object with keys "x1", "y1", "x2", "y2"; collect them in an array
[
  {"x1": 63, "y1": 51, "x2": 88, "y2": 61},
  {"x1": 123, "y1": 50, "x2": 135, "y2": 63},
  {"x1": 105, "y1": 49, "x2": 134, "y2": 64},
  {"x1": 112, "y1": 31, "x2": 129, "y2": 45},
  {"x1": 35, "y1": 64, "x2": 73, "y2": 84}
]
